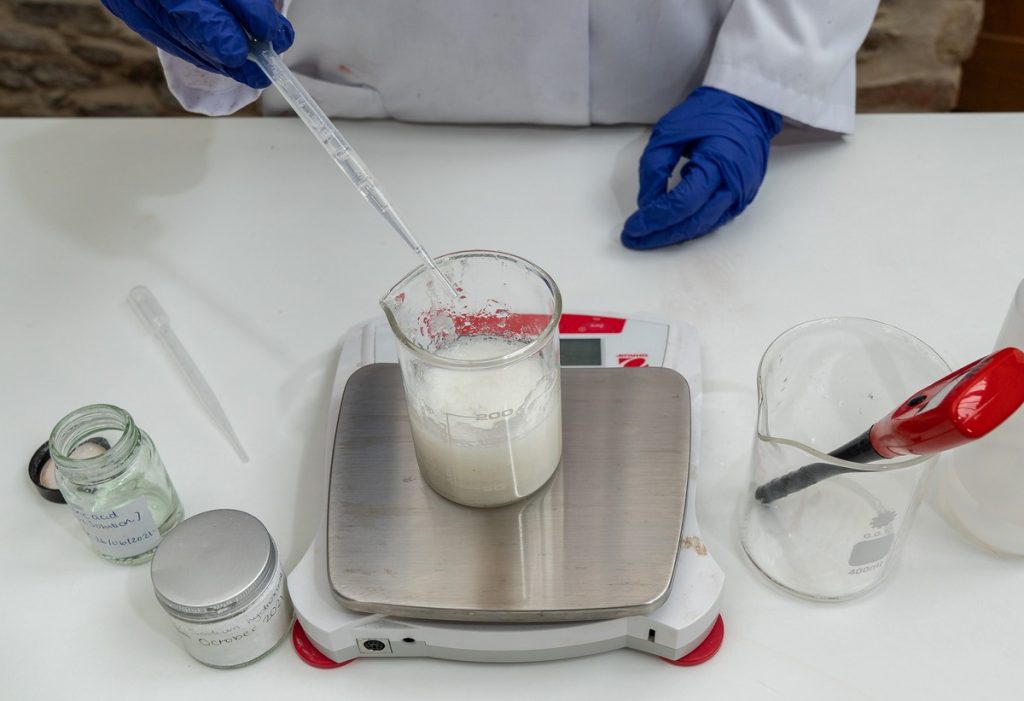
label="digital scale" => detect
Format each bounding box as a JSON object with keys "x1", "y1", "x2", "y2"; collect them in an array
[{"x1": 288, "y1": 313, "x2": 725, "y2": 667}]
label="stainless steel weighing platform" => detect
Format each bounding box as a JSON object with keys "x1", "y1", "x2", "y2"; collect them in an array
[{"x1": 328, "y1": 364, "x2": 691, "y2": 622}]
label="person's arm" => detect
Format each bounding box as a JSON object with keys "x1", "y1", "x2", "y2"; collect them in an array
[
  {"x1": 622, "y1": 1, "x2": 880, "y2": 250},
  {"x1": 157, "y1": 52, "x2": 262, "y2": 116},
  {"x1": 100, "y1": 0, "x2": 294, "y2": 116},
  {"x1": 704, "y1": 1, "x2": 881, "y2": 135}
]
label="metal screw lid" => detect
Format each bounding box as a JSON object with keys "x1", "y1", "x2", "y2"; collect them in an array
[{"x1": 150, "y1": 509, "x2": 278, "y2": 623}]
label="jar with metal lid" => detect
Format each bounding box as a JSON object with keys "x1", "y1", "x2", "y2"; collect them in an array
[
  {"x1": 150, "y1": 509, "x2": 294, "y2": 668},
  {"x1": 49, "y1": 404, "x2": 184, "y2": 564}
]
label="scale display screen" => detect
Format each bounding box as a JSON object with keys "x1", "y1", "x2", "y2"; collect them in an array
[{"x1": 560, "y1": 338, "x2": 602, "y2": 366}]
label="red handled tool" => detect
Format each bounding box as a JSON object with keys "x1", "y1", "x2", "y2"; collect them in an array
[{"x1": 755, "y1": 347, "x2": 1024, "y2": 504}]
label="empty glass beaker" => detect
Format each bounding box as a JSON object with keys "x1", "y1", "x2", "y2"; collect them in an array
[
  {"x1": 937, "y1": 278, "x2": 1024, "y2": 555},
  {"x1": 739, "y1": 318, "x2": 950, "y2": 601},
  {"x1": 381, "y1": 250, "x2": 563, "y2": 508}
]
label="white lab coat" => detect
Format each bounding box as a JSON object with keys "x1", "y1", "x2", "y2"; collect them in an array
[{"x1": 161, "y1": 0, "x2": 879, "y2": 133}]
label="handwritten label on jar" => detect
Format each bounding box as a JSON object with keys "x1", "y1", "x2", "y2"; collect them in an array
[
  {"x1": 69, "y1": 496, "x2": 161, "y2": 559},
  {"x1": 171, "y1": 569, "x2": 293, "y2": 668}
]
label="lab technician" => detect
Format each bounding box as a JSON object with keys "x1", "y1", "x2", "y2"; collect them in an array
[{"x1": 101, "y1": 1, "x2": 880, "y2": 249}]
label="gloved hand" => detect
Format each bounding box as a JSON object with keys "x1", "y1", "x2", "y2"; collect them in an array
[
  {"x1": 101, "y1": 0, "x2": 294, "y2": 89},
  {"x1": 621, "y1": 87, "x2": 783, "y2": 250}
]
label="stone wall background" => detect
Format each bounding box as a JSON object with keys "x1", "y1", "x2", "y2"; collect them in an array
[
  {"x1": 0, "y1": 0, "x2": 189, "y2": 115},
  {"x1": 0, "y1": 0, "x2": 986, "y2": 117},
  {"x1": 858, "y1": 0, "x2": 984, "y2": 111}
]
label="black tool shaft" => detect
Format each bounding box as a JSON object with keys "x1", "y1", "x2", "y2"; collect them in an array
[{"x1": 754, "y1": 430, "x2": 880, "y2": 504}]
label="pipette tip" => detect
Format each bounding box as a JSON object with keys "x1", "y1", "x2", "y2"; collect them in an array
[{"x1": 420, "y1": 256, "x2": 460, "y2": 298}]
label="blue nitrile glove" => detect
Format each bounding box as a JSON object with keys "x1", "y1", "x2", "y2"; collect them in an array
[
  {"x1": 100, "y1": 0, "x2": 294, "y2": 89},
  {"x1": 621, "y1": 87, "x2": 783, "y2": 250}
]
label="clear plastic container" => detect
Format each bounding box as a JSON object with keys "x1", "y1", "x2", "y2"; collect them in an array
[
  {"x1": 381, "y1": 250, "x2": 563, "y2": 508},
  {"x1": 937, "y1": 278, "x2": 1024, "y2": 555},
  {"x1": 739, "y1": 318, "x2": 950, "y2": 601}
]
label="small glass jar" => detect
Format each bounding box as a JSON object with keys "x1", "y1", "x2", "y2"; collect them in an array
[
  {"x1": 49, "y1": 404, "x2": 184, "y2": 565},
  {"x1": 150, "y1": 509, "x2": 294, "y2": 669}
]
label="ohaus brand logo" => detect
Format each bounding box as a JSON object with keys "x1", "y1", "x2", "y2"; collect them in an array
[{"x1": 617, "y1": 353, "x2": 648, "y2": 368}]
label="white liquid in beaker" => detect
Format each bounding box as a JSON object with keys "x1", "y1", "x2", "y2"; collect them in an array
[{"x1": 406, "y1": 336, "x2": 562, "y2": 507}]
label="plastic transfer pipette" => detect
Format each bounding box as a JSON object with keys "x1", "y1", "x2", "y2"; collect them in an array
[
  {"x1": 248, "y1": 41, "x2": 459, "y2": 298},
  {"x1": 128, "y1": 286, "x2": 250, "y2": 463}
]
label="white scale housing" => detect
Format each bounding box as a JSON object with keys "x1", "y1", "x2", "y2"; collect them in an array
[{"x1": 288, "y1": 314, "x2": 724, "y2": 665}]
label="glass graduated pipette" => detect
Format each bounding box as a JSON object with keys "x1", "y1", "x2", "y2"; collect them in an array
[
  {"x1": 128, "y1": 286, "x2": 250, "y2": 463},
  {"x1": 248, "y1": 41, "x2": 459, "y2": 298}
]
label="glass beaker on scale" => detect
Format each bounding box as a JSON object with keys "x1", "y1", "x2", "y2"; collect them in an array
[{"x1": 381, "y1": 250, "x2": 563, "y2": 508}]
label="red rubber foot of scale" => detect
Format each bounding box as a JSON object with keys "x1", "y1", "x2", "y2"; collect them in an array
[
  {"x1": 662, "y1": 615, "x2": 725, "y2": 666},
  {"x1": 293, "y1": 621, "x2": 355, "y2": 669}
]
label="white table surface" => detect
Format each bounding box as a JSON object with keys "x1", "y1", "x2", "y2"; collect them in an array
[{"x1": 2, "y1": 114, "x2": 1022, "y2": 699}]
